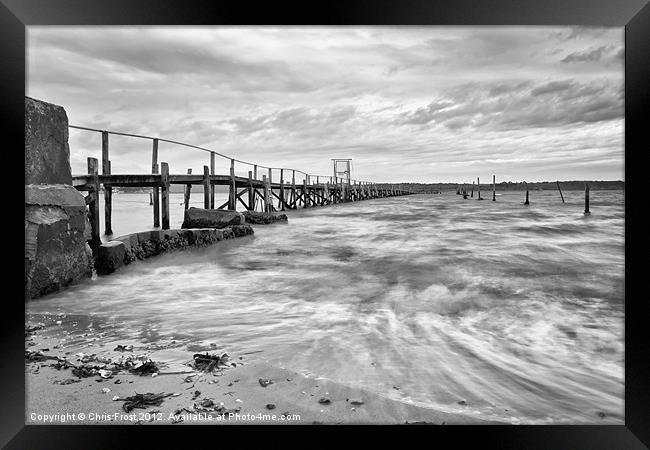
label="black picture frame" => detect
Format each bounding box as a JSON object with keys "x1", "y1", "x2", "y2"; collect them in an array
[{"x1": 4, "y1": 0, "x2": 648, "y2": 448}]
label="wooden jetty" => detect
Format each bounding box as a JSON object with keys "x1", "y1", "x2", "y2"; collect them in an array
[{"x1": 69, "y1": 126, "x2": 414, "y2": 246}]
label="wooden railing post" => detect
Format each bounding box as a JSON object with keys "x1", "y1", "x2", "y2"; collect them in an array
[
  {"x1": 152, "y1": 138, "x2": 160, "y2": 227},
  {"x1": 210, "y1": 152, "x2": 216, "y2": 209},
  {"x1": 160, "y1": 162, "x2": 170, "y2": 230},
  {"x1": 87, "y1": 157, "x2": 101, "y2": 254},
  {"x1": 184, "y1": 168, "x2": 192, "y2": 210},
  {"x1": 203, "y1": 165, "x2": 210, "y2": 209},
  {"x1": 248, "y1": 171, "x2": 255, "y2": 211},
  {"x1": 229, "y1": 159, "x2": 236, "y2": 211},
  {"x1": 101, "y1": 131, "x2": 113, "y2": 235}
]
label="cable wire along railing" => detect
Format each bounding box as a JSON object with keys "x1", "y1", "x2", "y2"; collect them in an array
[{"x1": 68, "y1": 124, "x2": 414, "y2": 247}]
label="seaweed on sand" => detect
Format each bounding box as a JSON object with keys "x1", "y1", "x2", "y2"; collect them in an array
[
  {"x1": 119, "y1": 392, "x2": 173, "y2": 412},
  {"x1": 191, "y1": 353, "x2": 229, "y2": 372}
]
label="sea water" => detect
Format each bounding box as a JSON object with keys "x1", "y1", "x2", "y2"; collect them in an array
[{"x1": 26, "y1": 189, "x2": 624, "y2": 424}]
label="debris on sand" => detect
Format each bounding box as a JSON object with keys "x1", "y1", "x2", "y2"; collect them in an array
[
  {"x1": 129, "y1": 360, "x2": 159, "y2": 376},
  {"x1": 191, "y1": 353, "x2": 229, "y2": 372},
  {"x1": 25, "y1": 350, "x2": 50, "y2": 362},
  {"x1": 266, "y1": 404, "x2": 276, "y2": 410},
  {"x1": 25, "y1": 324, "x2": 44, "y2": 336},
  {"x1": 53, "y1": 378, "x2": 81, "y2": 385},
  {"x1": 318, "y1": 398, "x2": 331, "y2": 405},
  {"x1": 119, "y1": 392, "x2": 174, "y2": 412},
  {"x1": 192, "y1": 390, "x2": 201, "y2": 400},
  {"x1": 349, "y1": 399, "x2": 364, "y2": 406},
  {"x1": 258, "y1": 378, "x2": 273, "y2": 388},
  {"x1": 72, "y1": 365, "x2": 101, "y2": 378},
  {"x1": 193, "y1": 398, "x2": 240, "y2": 415}
]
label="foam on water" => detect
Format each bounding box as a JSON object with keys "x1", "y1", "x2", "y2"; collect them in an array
[{"x1": 27, "y1": 189, "x2": 624, "y2": 423}]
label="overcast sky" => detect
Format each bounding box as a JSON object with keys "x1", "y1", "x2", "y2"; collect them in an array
[{"x1": 27, "y1": 26, "x2": 624, "y2": 183}]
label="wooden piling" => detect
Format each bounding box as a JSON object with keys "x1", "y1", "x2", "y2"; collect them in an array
[
  {"x1": 524, "y1": 183, "x2": 530, "y2": 205},
  {"x1": 87, "y1": 157, "x2": 101, "y2": 253},
  {"x1": 291, "y1": 170, "x2": 297, "y2": 209},
  {"x1": 303, "y1": 176, "x2": 308, "y2": 208},
  {"x1": 556, "y1": 181, "x2": 565, "y2": 203},
  {"x1": 280, "y1": 169, "x2": 285, "y2": 211},
  {"x1": 248, "y1": 171, "x2": 255, "y2": 211},
  {"x1": 492, "y1": 175, "x2": 496, "y2": 201},
  {"x1": 151, "y1": 138, "x2": 160, "y2": 227},
  {"x1": 584, "y1": 184, "x2": 590, "y2": 214},
  {"x1": 160, "y1": 162, "x2": 170, "y2": 230},
  {"x1": 184, "y1": 168, "x2": 192, "y2": 210},
  {"x1": 471, "y1": 181, "x2": 474, "y2": 198},
  {"x1": 210, "y1": 152, "x2": 215, "y2": 209},
  {"x1": 229, "y1": 159, "x2": 236, "y2": 211},
  {"x1": 262, "y1": 174, "x2": 270, "y2": 212},
  {"x1": 477, "y1": 177, "x2": 482, "y2": 200},
  {"x1": 268, "y1": 168, "x2": 273, "y2": 211},
  {"x1": 101, "y1": 131, "x2": 113, "y2": 235},
  {"x1": 203, "y1": 165, "x2": 210, "y2": 209}
]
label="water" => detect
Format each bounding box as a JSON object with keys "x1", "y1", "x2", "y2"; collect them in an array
[{"x1": 27, "y1": 189, "x2": 625, "y2": 424}]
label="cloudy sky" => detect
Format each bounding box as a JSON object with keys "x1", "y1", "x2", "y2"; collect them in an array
[{"x1": 27, "y1": 26, "x2": 624, "y2": 183}]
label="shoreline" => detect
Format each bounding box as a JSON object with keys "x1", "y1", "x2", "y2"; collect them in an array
[{"x1": 25, "y1": 314, "x2": 499, "y2": 425}]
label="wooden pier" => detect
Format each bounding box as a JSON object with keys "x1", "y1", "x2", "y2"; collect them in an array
[{"x1": 69, "y1": 126, "x2": 414, "y2": 245}]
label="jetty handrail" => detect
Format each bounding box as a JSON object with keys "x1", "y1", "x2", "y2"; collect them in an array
[{"x1": 69, "y1": 124, "x2": 373, "y2": 185}]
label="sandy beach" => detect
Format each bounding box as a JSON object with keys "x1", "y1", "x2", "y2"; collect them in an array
[{"x1": 25, "y1": 314, "x2": 497, "y2": 426}]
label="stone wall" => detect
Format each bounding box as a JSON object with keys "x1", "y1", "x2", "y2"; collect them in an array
[
  {"x1": 96, "y1": 224, "x2": 254, "y2": 274},
  {"x1": 25, "y1": 97, "x2": 94, "y2": 300}
]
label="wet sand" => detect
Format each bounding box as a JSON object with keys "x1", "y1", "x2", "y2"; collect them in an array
[{"x1": 25, "y1": 316, "x2": 498, "y2": 425}]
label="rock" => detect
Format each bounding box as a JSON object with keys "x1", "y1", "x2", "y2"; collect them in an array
[
  {"x1": 25, "y1": 184, "x2": 93, "y2": 299},
  {"x1": 25, "y1": 97, "x2": 72, "y2": 185},
  {"x1": 242, "y1": 211, "x2": 288, "y2": 225},
  {"x1": 95, "y1": 241, "x2": 126, "y2": 275},
  {"x1": 181, "y1": 208, "x2": 245, "y2": 229},
  {"x1": 258, "y1": 378, "x2": 273, "y2": 387},
  {"x1": 266, "y1": 403, "x2": 276, "y2": 410},
  {"x1": 349, "y1": 399, "x2": 364, "y2": 406},
  {"x1": 318, "y1": 398, "x2": 331, "y2": 405}
]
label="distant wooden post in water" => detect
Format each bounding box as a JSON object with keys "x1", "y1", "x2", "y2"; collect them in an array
[
  {"x1": 584, "y1": 184, "x2": 590, "y2": 214},
  {"x1": 524, "y1": 182, "x2": 530, "y2": 205},
  {"x1": 492, "y1": 175, "x2": 496, "y2": 201},
  {"x1": 262, "y1": 174, "x2": 270, "y2": 212},
  {"x1": 184, "y1": 168, "x2": 192, "y2": 210},
  {"x1": 160, "y1": 162, "x2": 170, "y2": 230},
  {"x1": 471, "y1": 181, "x2": 474, "y2": 198},
  {"x1": 203, "y1": 165, "x2": 210, "y2": 209},
  {"x1": 556, "y1": 181, "x2": 565, "y2": 203},
  {"x1": 477, "y1": 177, "x2": 482, "y2": 200},
  {"x1": 151, "y1": 138, "x2": 159, "y2": 226}
]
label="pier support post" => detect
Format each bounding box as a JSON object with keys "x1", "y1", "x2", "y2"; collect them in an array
[
  {"x1": 262, "y1": 174, "x2": 270, "y2": 212},
  {"x1": 492, "y1": 175, "x2": 496, "y2": 201},
  {"x1": 184, "y1": 168, "x2": 192, "y2": 210},
  {"x1": 291, "y1": 170, "x2": 297, "y2": 208},
  {"x1": 280, "y1": 169, "x2": 285, "y2": 211},
  {"x1": 160, "y1": 162, "x2": 170, "y2": 230},
  {"x1": 303, "y1": 176, "x2": 308, "y2": 208},
  {"x1": 557, "y1": 181, "x2": 565, "y2": 203},
  {"x1": 102, "y1": 131, "x2": 113, "y2": 235},
  {"x1": 87, "y1": 157, "x2": 101, "y2": 253},
  {"x1": 584, "y1": 184, "x2": 590, "y2": 214},
  {"x1": 203, "y1": 165, "x2": 210, "y2": 209},
  {"x1": 210, "y1": 152, "x2": 215, "y2": 209},
  {"x1": 229, "y1": 159, "x2": 237, "y2": 211},
  {"x1": 151, "y1": 138, "x2": 160, "y2": 228},
  {"x1": 477, "y1": 177, "x2": 482, "y2": 200},
  {"x1": 268, "y1": 168, "x2": 273, "y2": 211},
  {"x1": 471, "y1": 181, "x2": 474, "y2": 198},
  {"x1": 248, "y1": 171, "x2": 255, "y2": 211}
]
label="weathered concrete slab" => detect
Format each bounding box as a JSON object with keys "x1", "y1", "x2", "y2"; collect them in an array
[
  {"x1": 181, "y1": 207, "x2": 245, "y2": 229},
  {"x1": 242, "y1": 211, "x2": 288, "y2": 224},
  {"x1": 25, "y1": 185, "x2": 93, "y2": 299},
  {"x1": 25, "y1": 97, "x2": 72, "y2": 185}
]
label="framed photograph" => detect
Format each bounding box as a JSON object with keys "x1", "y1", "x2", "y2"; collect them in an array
[{"x1": 5, "y1": 0, "x2": 648, "y2": 447}]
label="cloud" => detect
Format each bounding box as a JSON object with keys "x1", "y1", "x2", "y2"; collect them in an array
[
  {"x1": 561, "y1": 45, "x2": 613, "y2": 63},
  {"x1": 27, "y1": 26, "x2": 624, "y2": 182}
]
